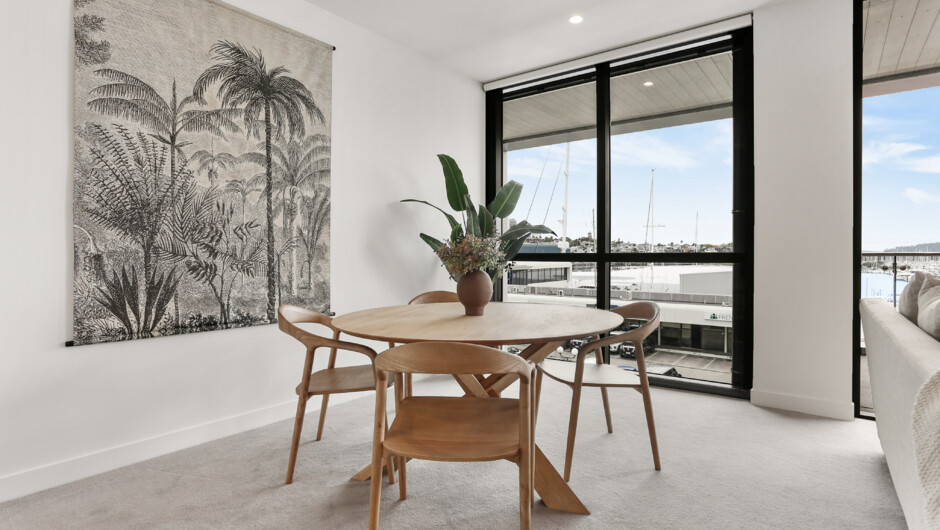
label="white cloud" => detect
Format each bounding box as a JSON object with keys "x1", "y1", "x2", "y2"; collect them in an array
[
  {"x1": 862, "y1": 114, "x2": 920, "y2": 133},
  {"x1": 506, "y1": 154, "x2": 563, "y2": 180},
  {"x1": 610, "y1": 133, "x2": 697, "y2": 170},
  {"x1": 507, "y1": 140, "x2": 599, "y2": 180},
  {"x1": 903, "y1": 188, "x2": 940, "y2": 203},
  {"x1": 862, "y1": 115, "x2": 890, "y2": 128},
  {"x1": 903, "y1": 153, "x2": 940, "y2": 173},
  {"x1": 862, "y1": 141, "x2": 928, "y2": 166}
]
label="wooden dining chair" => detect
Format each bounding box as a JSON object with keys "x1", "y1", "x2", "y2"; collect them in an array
[
  {"x1": 537, "y1": 301, "x2": 662, "y2": 482},
  {"x1": 368, "y1": 342, "x2": 537, "y2": 530},
  {"x1": 277, "y1": 305, "x2": 394, "y2": 485},
  {"x1": 407, "y1": 290, "x2": 459, "y2": 305},
  {"x1": 389, "y1": 291, "x2": 460, "y2": 397}
]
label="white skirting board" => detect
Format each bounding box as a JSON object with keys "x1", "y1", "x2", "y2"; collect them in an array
[
  {"x1": 0, "y1": 393, "x2": 360, "y2": 504},
  {"x1": 751, "y1": 389, "x2": 855, "y2": 421}
]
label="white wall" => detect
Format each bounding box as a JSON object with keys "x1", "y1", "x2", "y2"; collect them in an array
[
  {"x1": 0, "y1": 0, "x2": 483, "y2": 502},
  {"x1": 751, "y1": 0, "x2": 855, "y2": 419}
]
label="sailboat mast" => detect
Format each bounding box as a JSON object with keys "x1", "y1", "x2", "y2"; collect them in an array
[
  {"x1": 563, "y1": 142, "x2": 569, "y2": 247},
  {"x1": 650, "y1": 169, "x2": 655, "y2": 252},
  {"x1": 650, "y1": 169, "x2": 655, "y2": 287}
]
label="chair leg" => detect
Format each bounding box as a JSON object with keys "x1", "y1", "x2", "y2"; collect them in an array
[
  {"x1": 368, "y1": 449, "x2": 384, "y2": 530},
  {"x1": 530, "y1": 378, "x2": 536, "y2": 506},
  {"x1": 519, "y1": 451, "x2": 532, "y2": 529},
  {"x1": 398, "y1": 456, "x2": 407, "y2": 500},
  {"x1": 641, "y1": 387, "x2": 661, "y2": 470},
  {"x1": 601, "y1": 387, "x2": 613, "y2": 434},
  {"x1": 531, "y1": 368, "x2": 542, "y2": 503},
  {"x1": 315, "y1": 394, "x2": 330, "y2": 441},
  {"x1": 563, "y1": 384, "x2": 583, "y2": 482},
  {"x1": 519, "y1": 386, "x2": 533, "y2": 529},
  {"x1": 285, "y1": 394, "x2": 308, "y2": 484},
  {"x1": 404, "y1": 373, "x2": 413, "y2": 398}
]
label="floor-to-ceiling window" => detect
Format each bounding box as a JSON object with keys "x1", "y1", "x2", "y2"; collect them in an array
[
  {"x1": 486, "y1": 31, "x2": 754, "y2": 395},
  {"x1": 856, "y1": 0, "x2": 940, "y2": 417}
]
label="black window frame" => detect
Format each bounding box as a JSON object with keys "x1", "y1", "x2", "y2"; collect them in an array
[
  {"x1": 852, "y1": 0, "x2": 864, "y2": 420},
  {"x1": 485, "y1": 29, "x2": 754, "y2": 398}
]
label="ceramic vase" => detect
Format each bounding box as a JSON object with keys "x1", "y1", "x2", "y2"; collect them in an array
[{"x1": 456, "y1": 270, "x2": 492, "y2": 316}]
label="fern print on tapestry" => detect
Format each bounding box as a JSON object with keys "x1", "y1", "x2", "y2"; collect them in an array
[{"x1": 72, "y1": 0, "x2": 332, "y2": 345}]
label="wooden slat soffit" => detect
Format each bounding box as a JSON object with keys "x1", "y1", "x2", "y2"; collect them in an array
[
  {"x1": 863, "y1": 0, "x2": 940, "y2": 80},
  {"x1": 503, "y1": 52, "x2": 733, "y2": 151}
]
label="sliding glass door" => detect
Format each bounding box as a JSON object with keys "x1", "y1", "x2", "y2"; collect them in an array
[{"x1": 486, "y1": 30, "x2": 753, "y2": 394}]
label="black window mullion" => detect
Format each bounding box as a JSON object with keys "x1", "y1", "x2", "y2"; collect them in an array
[
  {"x1": 852, "y1": 0, "x2": 864, "y2": 418},
  {"x1": 730, "y1": 28, "x2": 754, "y2": 389},
  {"x1": 485, "y1": 89, "x2": 503, "y2": 301},
  {"x1": 597, "y1": 63, "x2": 612, "y2": 362},
  {"x1": 596, "y1": 63, "x2": 611, "y2": 314}
]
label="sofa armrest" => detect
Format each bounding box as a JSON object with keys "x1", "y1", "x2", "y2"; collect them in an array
[{"x1": 860, "y1": 298, "x2": 940, "y2": 530}]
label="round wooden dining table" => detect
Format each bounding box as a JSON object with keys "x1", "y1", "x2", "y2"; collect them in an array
[{"x1": 332, "y1": 301, "x2": 623, "y2": 515}]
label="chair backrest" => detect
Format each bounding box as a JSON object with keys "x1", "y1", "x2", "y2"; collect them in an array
[
  {"x1": 376, "y1": 342, "x2": 532, "y2": 380},
  {"x1": 613, "y1": 301, "x2": 660, "y2": 339},
  {"x1": 278, "y1": 304, "x2": 338, "y2": 350},
  {"x1": 408, "y1": 291, "x2": 459, "y2": 305},
  {"x1": 279, "y1": 304, "x2": 379, "y2": 363},
  {"x1": 573, "y1": 301, "x2": 661, "y2": 363},
  {"x1": 612, "y1": 301, "x2": 659, "y2": 324}
]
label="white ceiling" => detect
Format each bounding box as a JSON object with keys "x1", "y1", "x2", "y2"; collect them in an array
[{"x1": 303, "y1": 0, "x2": 777, "y2": 83}]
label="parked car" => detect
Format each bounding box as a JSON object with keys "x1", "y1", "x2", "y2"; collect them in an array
[
  {"x1": 563, "y1": 338, "x2": 588, "y2": 351},
  {"x1": 618, "y1": 343, "x2": 636, "y2": 359},
  {"x1": 615, "y1": 338, "x2": 655, "y2": 358}
]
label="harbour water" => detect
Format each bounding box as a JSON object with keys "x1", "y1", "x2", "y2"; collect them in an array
[{"x1": 861, "y1": 272, "x2": 909, "y2": 302}]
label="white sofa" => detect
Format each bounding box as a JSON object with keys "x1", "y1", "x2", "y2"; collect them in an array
[{"x1": 861, "y1": 298, "x2": 940, "y2": 530}]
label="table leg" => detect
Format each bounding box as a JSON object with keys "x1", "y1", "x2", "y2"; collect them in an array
[
  {"x1": 351, "y1": 461, "x2": 392, "y2": 481},
  {"x1": 533, "y1": 445, "x2": 590, "y2": 514},
  {"x1": 479, "y1": 342, "x2": 563, "y2": 396},
  {"x1": 454, "y1": 374, "x2": 489, "y2": 397}
]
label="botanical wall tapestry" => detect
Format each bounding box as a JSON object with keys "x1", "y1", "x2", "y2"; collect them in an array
[{"x1": 72, "y1": 0, "x2": 332, "y2": 345}]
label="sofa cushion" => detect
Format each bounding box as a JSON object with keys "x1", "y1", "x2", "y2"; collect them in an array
[
  {"x1": 918, "y1": 274, "x2": 940, "y2": 341},
  {"x1": 900, "y1": 271, "x2": 926, "y2": 323}
]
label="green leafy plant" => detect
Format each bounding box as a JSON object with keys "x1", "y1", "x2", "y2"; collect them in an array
[{"x1": 403, "y1": 154, "x2": 555, "y2": 279}]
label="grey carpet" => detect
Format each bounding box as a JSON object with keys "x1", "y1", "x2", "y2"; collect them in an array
[{"x1": 0, "y1": 376, "x2": 905, "y2": 529}]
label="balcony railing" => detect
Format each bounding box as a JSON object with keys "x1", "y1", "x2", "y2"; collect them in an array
[
  {"x1": 858, "y1": 252, "x2": 939, "y2": 415},
  {"x1": 860, "y1": 252, "x2": 940, "y2": 306}
]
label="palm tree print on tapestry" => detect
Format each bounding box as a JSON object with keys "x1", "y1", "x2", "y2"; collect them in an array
[{"x1": 72, "y1": 0, "x2": 332, "y2": 345}]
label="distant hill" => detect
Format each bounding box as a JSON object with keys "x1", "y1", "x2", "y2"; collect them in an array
[{"x1": 884, "y1": 242, "x2": 940, "y2": 252}]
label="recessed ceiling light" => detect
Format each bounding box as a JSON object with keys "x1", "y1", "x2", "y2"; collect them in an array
[
  {"x1": 569, "y1": 15, "x2": 583, "y2": 24},
  {"x1": 643, "y1": 81, "x2": 654, "y2": 87}
]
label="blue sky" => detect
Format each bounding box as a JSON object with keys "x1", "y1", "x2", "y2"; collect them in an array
[
  {"x1": 863, "y1": 86, "x2": 940, "y2": 251},
  {"x1": 506, "y1": 119, "x2": 733, "y2": 245}
]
